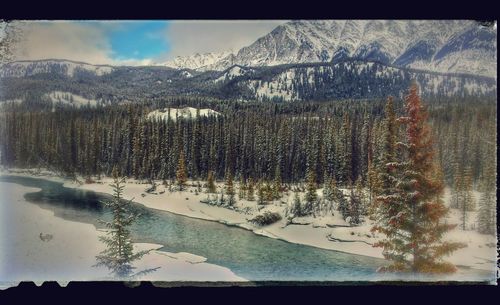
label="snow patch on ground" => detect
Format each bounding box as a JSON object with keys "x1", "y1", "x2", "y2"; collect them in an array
[
  {"x1": 43, "y1": 91, "x2": 103, "y2": 108},
  {"x1": 146, "y1": 107, "x2": 221, "y2": 121}
]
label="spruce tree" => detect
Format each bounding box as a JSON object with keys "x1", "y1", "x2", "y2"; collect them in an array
[
  {"x1": 348, "y1": 181, "x2": 362, "y2": 226},
  {"x1": 291, "y1": 191, "x2": 302, "y2": 217},
  {"x1": 367, "y1": 160, "x2": 381, "y2": 217},
  {"x1": 257, "y1": 181, "x2": 268, "y2": 205},
  {"x1": 176, "y1": 149, "x2": 187, "y2": 191},
  {"x1": 304, "y1": 169, "x2": 317, "y2": 215},
  {"x1": 247, "y1": 178, "x2": 255, "y2": 201},
  {"x1": 477, "y1": 156, "x2": 496, "y2": 235},
  {"x1": 225, "y1": 171, "x2": 236, "y2": 206},
  {"x1": 94, "y1": 167, "x2": 159, "y2": 278},
  {"x1": 373, "y1": 85, "x2": 465, "y2": 273},
  {"x1": 355, "y1": 177, "x2": 366, "y2": 216},
  {"x1": 272, "y1": 164, "x2": 283, "y2": 200},
  {"x1": 333, "y1": 177, "x2": 349, "y2": 219},
  {"x1": 323, "y1": 174, "x2": 334, "y2": 203},
  {"x1": 460, "y1": 167, "x2": 475, "y2": 230},
  {"x1": 238, "y1": 177, "x2": 247, "y2": 200},
  {"x1": 451, "y1": 162, "x2": 463, "y2": 209},
  {"x1": 477, "y1": 190, "x2": 496, "y2": 235}
]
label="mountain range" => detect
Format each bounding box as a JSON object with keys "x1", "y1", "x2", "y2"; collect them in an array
[
  {"x1": 161, "y1": 20, "x2": 497, "y2": 78},
  {"x1": 0, "y1": 20, "x2": 496, "y2": 104},
  {"x1": 0, "y1": 59, "x2": 496, "y2": 104}
]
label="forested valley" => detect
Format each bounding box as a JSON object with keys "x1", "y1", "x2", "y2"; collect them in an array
[{"x1": 0, "y1": 95, "x2": 495, "y2": 189}]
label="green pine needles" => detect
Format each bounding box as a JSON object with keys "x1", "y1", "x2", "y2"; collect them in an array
[{"x1": 94, "y1": 167, "x2": 159, "y2": 278}]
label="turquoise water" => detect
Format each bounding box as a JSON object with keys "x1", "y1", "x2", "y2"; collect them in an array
[{"x1": 0, "y1": 175, "x2": 494, "y2": 282}]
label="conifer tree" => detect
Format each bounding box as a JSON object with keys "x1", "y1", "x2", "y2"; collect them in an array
[
  {"x1": 94, "y1": 167, "x2": 159, "y2": 278},
  {"x1": 355, "y1": 177, "x2": 366, "y2": 216},
  {"x1": 206, "y1": 170, "x2": 216, "y2": 193},
  {"x1": 176, "y1": 149, "x2": 187, "y2": 191},
  {"x1": 257, "y1": 181, "x2": 267, "y2": 205},
  {"x1": 219, "y1": 189, "x2": 226, "y2": 206},
  {"x1": 460, "y1": 167, "x2": 475, "y2": 230},
  {"x1": 304, "y1": 169, "x2": 318, "y2": 215},
  {"x1": 272, "y1": 164, "x2": 283, "y2": 200},
  {"x1": 291, "y1": 191, "x2": 302, "y2": 217},
  {"x1": 247, "y1": 178, "x2": 255, "y2": 201},
  {"x1": 372, "y1": 85, "x2": 464, "y2": 273},
  {"x1": 323, "y1": 174, "x2": 334, "y2": 203},
  {"x1": 451, "y1": 161, "x2": 463, "y2": 209},
  {"x1": 305, "y1": 169, "x2": 318, "y2": 203},
  {"x1": 333, "y1": 177, "x2": 349, "y2": 219},
  {"x1": 477, "y1": 155, "x2": 496, "y2": 235},
  {"x1": 225, "y1": 171, "x2": 236, "y2": 206},
  {"x1": 348, "y1": 180, "x2": 362, "y2": 225},
  {"x1": 238, "y1": 177, "x2": 247, "y2": 200},
  {"x1": 367, "y1": 161, "x2": 381, "y2": 216},
  {"x1": 477, "y1": 189, "x2": 496, "y2": 235}
]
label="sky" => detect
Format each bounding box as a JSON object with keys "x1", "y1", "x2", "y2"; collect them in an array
[{"x1": 9, "y1": 20, "x2": 288, "y2": 66}]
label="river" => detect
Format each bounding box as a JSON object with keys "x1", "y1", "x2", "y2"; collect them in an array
[{"x1": 0, "y1": 175, "x2": 494, "y2": 283}]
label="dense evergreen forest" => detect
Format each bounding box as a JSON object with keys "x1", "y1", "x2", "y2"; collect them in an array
[{"x1": 0, "y1": 96, "x2": 495, "y2": 191}]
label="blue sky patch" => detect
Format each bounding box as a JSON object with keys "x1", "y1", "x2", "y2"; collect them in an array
[{"x1": 105, "y1": 21, "x2": 170, "y2": 60}]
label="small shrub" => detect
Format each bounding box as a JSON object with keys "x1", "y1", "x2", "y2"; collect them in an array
[{"x1": 249, "y1": 211, "x2": 282, "y2": 226}]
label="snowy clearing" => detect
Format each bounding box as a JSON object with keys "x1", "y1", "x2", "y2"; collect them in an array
[{"x1": 146, "y1": 107, "x2": 221, "y2": 122}]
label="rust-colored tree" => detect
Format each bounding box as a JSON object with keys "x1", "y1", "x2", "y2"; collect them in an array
[
  {"x1": 372, "y1": 85, "x2": 465, "y2": 273},
  {"x1": 206, "y1": 170, "x2": 216, "y2": 193}
]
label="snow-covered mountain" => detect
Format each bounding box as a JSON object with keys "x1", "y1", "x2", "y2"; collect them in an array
[
  {"x1": 3, "y1": 21, "x2": 495, "y2": 79},
  {"x1": 168, "y1": 20, "x2": 496, "y2": 78},
  {"x1": 3, "y1": 58, "x2": 494, "y2": 104},
  {"x1": 0, "y1": 59, "x2": 115, "y2": 78},
  {"x1": 162, "y1": 50, "x2": 235, "y2": 71}
]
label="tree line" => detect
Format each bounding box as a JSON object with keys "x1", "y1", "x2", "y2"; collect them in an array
[{"x1": 0, "y1": 96, "x2": 494, "y2": 190}]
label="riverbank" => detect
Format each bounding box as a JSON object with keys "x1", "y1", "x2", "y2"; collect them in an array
[
  {"x1": 1, "y1": 168, "x2": 497, "y2": 275},
  {"x1": 0, "y1": 180, "x2": 246, "y2": 288}
]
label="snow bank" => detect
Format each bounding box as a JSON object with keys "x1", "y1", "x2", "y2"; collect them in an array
[{"x1": 0, "y1": 181, "x2": 245, "y2": 289}]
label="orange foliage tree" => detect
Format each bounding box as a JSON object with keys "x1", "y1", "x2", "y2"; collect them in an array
[{"x1": 372, "y1": 84, "x2": 465, "y2": 273}]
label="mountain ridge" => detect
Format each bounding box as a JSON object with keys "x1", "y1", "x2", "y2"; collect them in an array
[{"x1": 1, "y1": 58, "x2": 495, "y2": 104}]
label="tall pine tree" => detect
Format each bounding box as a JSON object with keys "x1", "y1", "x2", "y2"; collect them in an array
[
  {"x1": 176, "y1": 149, "x2": 187, "y2": 191},
  {"x1": 373, "y1": 85, "x2": 464, "y2": 273}
]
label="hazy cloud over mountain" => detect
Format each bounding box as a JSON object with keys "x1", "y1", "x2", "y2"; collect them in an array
[{"x1": 10, "y1": 20, "x2": 288, "y2": 66}]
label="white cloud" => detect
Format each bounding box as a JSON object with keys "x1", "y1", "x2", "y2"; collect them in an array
[
  {"x1": 13, "y1": 21, "x2": 114, "y2": 65},
  {"x1": 12, "y1": 21, "x2": 154, "y2": 66},
  {"x1": 161, "y1": 20, "x2": 288, "y2": 59}
]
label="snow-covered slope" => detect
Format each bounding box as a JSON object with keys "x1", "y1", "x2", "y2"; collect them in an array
[
  {"x1": 147, "y1": 107, "x2": 220, "y2": 121},
  {"x1": 162, "y1": 50, "x2": 235, "y2": 71},
  {"x1": 0, "y1": 59, "x2": 114, "y2": 78},
  {"x1": 241, "y1": 61, "x2": 497, "y2": 101},
  {"x1": 43, "y1": 91, "x2": 104, "y2": 107},
  {"x1": 215, "y1": 65, "x2": 255, "y2": 83}
]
